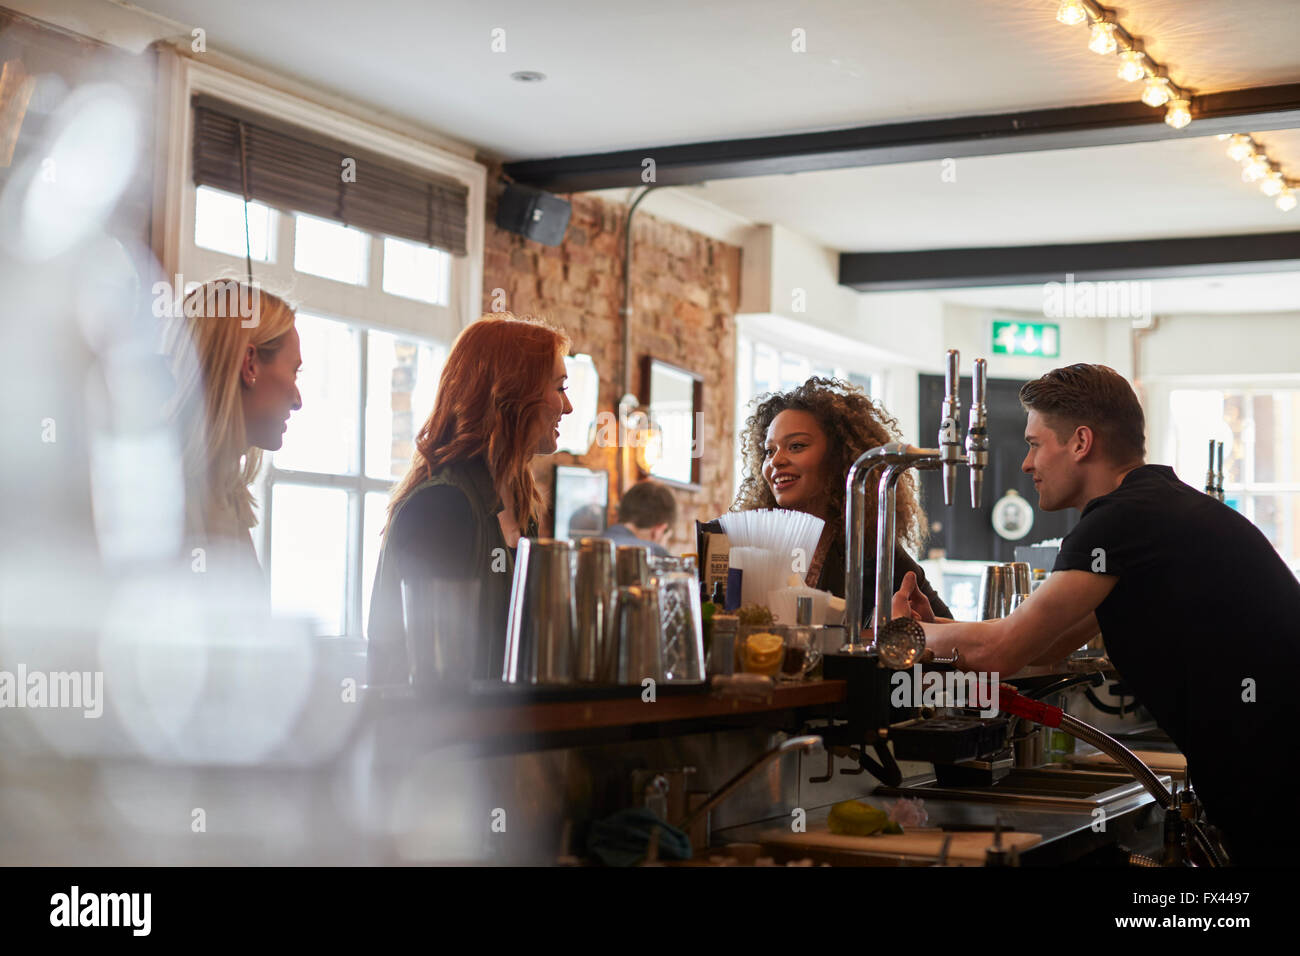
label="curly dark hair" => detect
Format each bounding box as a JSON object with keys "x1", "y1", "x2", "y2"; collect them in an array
[{"x1": 731, "y1": 377, "x2": 927, "y2": 552}]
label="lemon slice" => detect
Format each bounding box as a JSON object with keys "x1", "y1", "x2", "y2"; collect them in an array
[
  {"x1": 827, "y1": 800, "x2": 890, "y2": 837},
  {"x1": 746, "y1": 633, "x2": 783, "y2": 656}
]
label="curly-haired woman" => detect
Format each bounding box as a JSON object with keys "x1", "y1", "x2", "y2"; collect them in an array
[{"x1": 732, "y1": 377, "x2": 950, "y2": 634}]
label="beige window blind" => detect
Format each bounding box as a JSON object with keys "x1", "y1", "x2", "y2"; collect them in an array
[{"x1": 191, "y1": 94, "x2": 467, "y2": 256}]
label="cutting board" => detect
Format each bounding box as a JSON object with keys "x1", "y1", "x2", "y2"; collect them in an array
[
  {"x1": 759, "y1": 826, "x2": 1042, "y2": 865},
  {"x1": 1071, "y1": 749, "x2": 1186, "y2": 774}
]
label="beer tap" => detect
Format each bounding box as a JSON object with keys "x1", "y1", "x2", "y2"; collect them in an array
[
  {"x1": 841, "y1": 349, "x2": 989, "y2": 666},
  {"x1": 1215, "y1": 441, "x2": 1225, "y2": 502},
  {"x1": 939, "y1": 349, "x2": 963, "y2": 506},
  {"x1": 1204, "y1": 439, "x2": 1216, "y2": 498},
  {"x1": 966, "y1": 358, "x2": 988, "y2": 508}
]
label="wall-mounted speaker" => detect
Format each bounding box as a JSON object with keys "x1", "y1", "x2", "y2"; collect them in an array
[{"x1": 494, "y1": 182, "x2": 571, "y2": 246}]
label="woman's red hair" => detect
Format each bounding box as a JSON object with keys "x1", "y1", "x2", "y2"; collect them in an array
[{"x1": 387, "y1": 314, "x2": 571, "y2": 530}]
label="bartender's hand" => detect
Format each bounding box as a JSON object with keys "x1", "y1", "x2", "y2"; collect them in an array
[{"x1": 890, "y1": 571, "x2": 937, "y2": 623}]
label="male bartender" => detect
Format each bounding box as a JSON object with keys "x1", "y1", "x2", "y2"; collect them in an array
[{"x1": 892, "y1": 364, "x2": 1300, "y2": 865}]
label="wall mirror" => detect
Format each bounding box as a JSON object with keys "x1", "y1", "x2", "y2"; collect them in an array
[{"x1": 642, "y1": 357, "x2": 702, "y2": 489}]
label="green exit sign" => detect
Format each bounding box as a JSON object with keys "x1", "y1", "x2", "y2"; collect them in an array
[{"x1": 993, "y1": 321, "x2": 1060, "y2": 357}]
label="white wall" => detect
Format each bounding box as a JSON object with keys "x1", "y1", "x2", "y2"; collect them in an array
[
  {"x1": 1141, "y1": 312, "x2": 1300, "y2": 380},
  {"x1": 1141, "y1": 311, "x2": 1300, "y2": 466},
  {"x1": 940, "y1": 303, "x2": 1111, "y2": 383}
]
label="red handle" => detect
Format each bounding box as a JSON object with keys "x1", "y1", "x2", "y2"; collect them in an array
[{"x1": 998, "y1": 686, "x2": 1063, "y2": 728}]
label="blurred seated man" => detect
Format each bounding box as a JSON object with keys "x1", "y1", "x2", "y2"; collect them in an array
[{"x1": 599, "y1": 480, "x2": 676, "y2": 559}]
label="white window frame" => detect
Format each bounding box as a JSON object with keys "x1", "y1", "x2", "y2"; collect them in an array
[
  {"x1": 1151, "y1": 376, "x2": 1300, "y2": 572},
  {"x1": 151, "y1": 53, "x2": 485, "y2": 338},
  {"x1": 259, "y1": 311, "x2": 448, "y2": 638},
  {"x1": 152, "y1": 54, "x2": 485, "y2": 636}
]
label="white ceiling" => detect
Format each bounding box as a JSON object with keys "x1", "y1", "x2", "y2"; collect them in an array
[
  {"x1": 124, "y1": 0, "x2": 1300, "y2": 159},
  {"x1": 688, "y1": 130, "x2": 1300, "y2": 251},
  {"x1": 112, "y1": 0, "x2": 1300, "y2": 311},
  {"x1": 937, "y1": 270, "x2": 1300, "y2": 315}
]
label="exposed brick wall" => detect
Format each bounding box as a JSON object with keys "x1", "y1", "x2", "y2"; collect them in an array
[{"x1": 482, "y1": 183, "x2": 741, "y2": 551}]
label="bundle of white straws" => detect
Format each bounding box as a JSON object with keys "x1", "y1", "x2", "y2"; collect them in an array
[{"x1": 718, "y1": 509, "x2": 825, "y2": 609}]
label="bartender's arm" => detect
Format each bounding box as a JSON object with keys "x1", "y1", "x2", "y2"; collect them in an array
[{"x1": 892, "y1": 569, "x2": 1116, "y2": 674}]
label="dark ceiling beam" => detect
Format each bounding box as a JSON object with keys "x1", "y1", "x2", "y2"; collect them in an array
[
  {"x1": 838, "y1": 232, "x2": 1300, "y2": 292},
  {"x1": 503, "y1": 83, "x2": 1300, "y2": 193}
]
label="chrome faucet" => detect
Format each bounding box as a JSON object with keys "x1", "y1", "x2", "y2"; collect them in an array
[
  {"x1": 674, "y1": 735, "x2": 822, "y2": 833},
  {"x1": 843, "y1": 350, "x2": 988, "y2": 660}
]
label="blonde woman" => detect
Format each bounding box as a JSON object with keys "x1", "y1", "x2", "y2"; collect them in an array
[{"x1": 163, "y1": 280, "x2": 302, "y2": 569}]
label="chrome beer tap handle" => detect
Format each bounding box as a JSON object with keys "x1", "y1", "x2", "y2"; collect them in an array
[
  {"x1": 966, "y1": 358, "x2": 988, "y2": 508},
  {"x1": 1205, "y1": 438, "x2": 1217, "y2": 497},
  {"x1": 1215, "y1": 440, "x2": 1225, "y2": 502},
  {"x1": 939, "y1": 349, "x2": 962, "y2": 507}
]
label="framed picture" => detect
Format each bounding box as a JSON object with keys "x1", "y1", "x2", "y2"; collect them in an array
[
  {"x1": 641, "y1": 357, "x2": 703, "y2": 489},
  {"x1": 553, "y1": 465, "x2": 609, "y2": 539}
]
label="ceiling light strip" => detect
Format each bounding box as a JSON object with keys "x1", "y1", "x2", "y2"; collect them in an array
[
  {"x1": 1217, "y1": 133, "x2": 1297, "y2": 211},
  {"x1": 1056, "y1": 0, "x2": 1190, "y2": 127},
  {"x1": 1056, "y1": 1, "x2": 1294, "y2": 212}
]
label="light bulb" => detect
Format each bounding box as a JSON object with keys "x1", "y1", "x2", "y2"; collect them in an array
[
  {"x1": 1225, "y1": 134, "x2": 1253, "y2": 162},
  {"x1": 1088, "y1": 21, "x2": 1118, "y2": 55},
  {"x1": 1056, "y1": 0, "x2": 1088, "y2": 26},
  {"x1": 1141, "y1": 75, "x2": 1172, "y2": 107},
  {"x1": 1117, "y1": 51, "x2": 1146, "y2": 83},
  {"x1": 1277, "y1": 190, "x2": 1297, "y2": 212},
  {"x1": 1242, "y1": 154, "x2": 1269, "y2": 182},
  {"x1": 1164, "y1": 99, "x2": 1191, "y2": 129},
  {"x1": 1261, "y1": 171, "x2": 1285, "y2": 197}
]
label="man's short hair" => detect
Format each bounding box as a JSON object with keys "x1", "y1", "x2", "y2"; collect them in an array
[
  {"x1": 616, "y1": 480, "x2": 677, "y2": 529},
  {"x1": 1019, "y1": 364, "x2": 1146, "y2": 463}
]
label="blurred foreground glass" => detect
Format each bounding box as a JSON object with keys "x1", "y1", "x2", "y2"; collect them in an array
[{"x1": 400, "y1": 577, "x2": 481, "y2": 695}]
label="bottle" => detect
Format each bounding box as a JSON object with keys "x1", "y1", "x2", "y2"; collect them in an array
[{"x1": 700, "y1": 584, "x2": 717, "y2": 657}]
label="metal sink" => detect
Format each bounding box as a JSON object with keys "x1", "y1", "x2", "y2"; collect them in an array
[{"x1": 879, "y1": 766, "x2": 1173, "y2": 811}]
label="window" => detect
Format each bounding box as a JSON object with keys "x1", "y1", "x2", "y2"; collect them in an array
[
  {"x1": 382, "y1": 236, "x2": 452, "y2": 305},
  {"x1": 255, "y1": 312, "x2": 447, "y2": 637},
  {"x1": 187, "y1": 184, "x2": 454, "y2": 637},
  {"x1": 293, "y1": 214, "x2": 370, "y2": 286},
  {"x1": 1167, "y1": 388, "x2": 1300, "y2": 572},
  {"x1": 734, "y1": 331, "x2": 885, "y2": 496},
  {"x1": 166, "y1": 63, "x2": 484, "y2": 640},
  {"x1": 193, "y1": 185, "x2": 276, "y2": 262}
]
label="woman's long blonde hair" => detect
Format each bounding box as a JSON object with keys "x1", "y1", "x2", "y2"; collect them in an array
[{"x1": 163, "y1": 280, "x2": 297, "y2": 537}]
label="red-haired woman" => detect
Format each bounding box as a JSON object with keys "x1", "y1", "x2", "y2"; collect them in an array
[{"x1": 367, "y1": 314, "x2": 572, "y2": 685}]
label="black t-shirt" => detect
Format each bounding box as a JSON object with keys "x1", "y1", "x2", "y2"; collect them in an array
[{"x1": 1053, "y1": 464, "x2": 1300, "y2": 863}]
